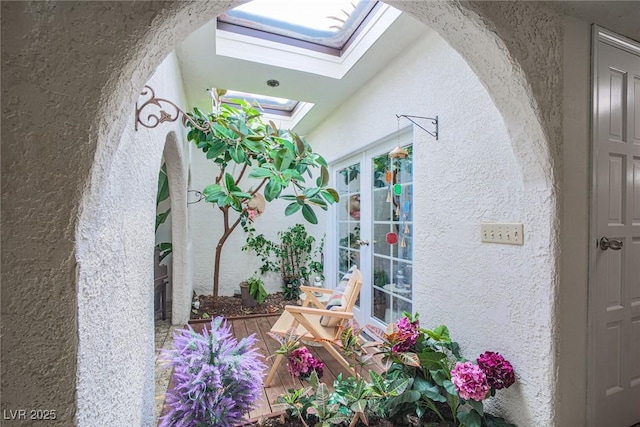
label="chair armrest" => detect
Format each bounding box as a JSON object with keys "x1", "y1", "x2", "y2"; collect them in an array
[
  {"x1": 285, "y1": 305, "x2": 354, "y2": 319},
  {"x1": 300, "y1": 286, "x2": 333, "y2": 294}
]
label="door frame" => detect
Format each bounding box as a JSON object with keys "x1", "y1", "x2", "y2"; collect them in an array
[
  {"x1": 328, "y1": 126, "x2": 413, "y2": 327},
  {"x1": 587, "y1": 24, "x2": 640, "y2": 426}
]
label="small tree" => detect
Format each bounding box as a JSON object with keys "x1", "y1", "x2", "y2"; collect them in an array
[{"x1": 185, "y1": 90, "x2": 338, "y2": 297}]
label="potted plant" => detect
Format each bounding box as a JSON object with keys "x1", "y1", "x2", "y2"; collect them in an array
[
  {"x1": 161, "y1": 317, "x2": 265, "y2": 427},
  {"x1": 240, "y1": 275, "x2": 267, "y2": 307},
  {"x1": 243, "y1": 223, "x2": 324, "y2": 300}
]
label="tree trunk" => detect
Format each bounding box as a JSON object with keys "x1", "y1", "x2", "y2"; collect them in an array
[{"x1": 212, "y1": 206, "x2": 242, "y2": 297}]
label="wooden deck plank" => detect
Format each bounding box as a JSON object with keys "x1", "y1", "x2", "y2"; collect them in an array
[
  {"x1": 228, "y1": 319, "x2": 266, "y2": 419},
  {"x1": 242, "y1": 317, "x2": 279, "y2": 417}
]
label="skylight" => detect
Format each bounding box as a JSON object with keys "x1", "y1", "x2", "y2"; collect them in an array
[
  {"x1": 221, "y1": 90, "x2": 299, "y2": 116},
  {"x1": 217, "y1": 0, "x2": 379, "y2": 55}
]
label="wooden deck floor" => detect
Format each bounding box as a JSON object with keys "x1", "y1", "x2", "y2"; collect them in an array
[{"x1": 165, "y1": 315, "x2": 386, "y2": 423}]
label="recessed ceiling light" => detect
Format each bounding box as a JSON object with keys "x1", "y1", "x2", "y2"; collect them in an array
[{"x1": 266, "y1": 79, "x2": 280, "y2": 87}]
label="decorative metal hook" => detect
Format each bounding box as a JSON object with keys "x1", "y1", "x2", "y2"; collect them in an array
[
  {"x1": 135, "y1": 85, "x2": 211, "y2": 132},
  {"x1": 396, "y1": 114, "x2": 438, "y2": 140},
  {"x1": 187, "y1": 190, "x2": 205, "y2": 205}
]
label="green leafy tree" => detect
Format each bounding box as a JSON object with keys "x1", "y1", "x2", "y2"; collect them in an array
[{"x1": 185, "y1": 90, "x2": 338, "y2": 297}]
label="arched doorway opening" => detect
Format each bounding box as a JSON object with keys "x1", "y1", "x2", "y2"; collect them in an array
[
  {"x1": 161, "y1": 131, "x2": 190, "y2": 324},
  {"x1": 75, "y1": 2, "x2": 559, "y2": 425}
]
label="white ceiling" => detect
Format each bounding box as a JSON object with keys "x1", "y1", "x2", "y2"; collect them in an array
[
  {"x1": 175, "y1": 1, "x2": 640, "y2": 136},
  {"x1": 176, "y1": 8, "x2": 427, "y2": 135}
]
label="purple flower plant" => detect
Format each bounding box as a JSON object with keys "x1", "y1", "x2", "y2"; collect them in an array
[
  {"x1": 450, "y1": 361, "x2": 491, "y2": 401},
  {"x1": 287, "y1": 347, "x2": 324, "y2": 380},
  {"x1": 392, "y1": 316, "x2": 420, "y2": 353},
  {"x1": 160, "y1": 317, "x2": 266, "y2": 427},
  {"x1": 477, "y1": 351, "x2": 515, "y2": 390}
]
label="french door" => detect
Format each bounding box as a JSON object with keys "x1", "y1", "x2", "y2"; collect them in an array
[{"x1": 330, "y1": 129, "x2": 414, "y2": 327}]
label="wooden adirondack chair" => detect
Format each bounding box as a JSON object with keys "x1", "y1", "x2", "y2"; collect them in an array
[{"x1": 264, "y1": 268, "x2": 363, "y2": 387}]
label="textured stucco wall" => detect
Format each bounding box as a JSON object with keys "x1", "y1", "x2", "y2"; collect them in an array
[
  {"x1": 75, "y1": 52, "x2": 188, "y2": 424},
  {"x1": 308, "y1": 27, "x2": 540, "y2": 424},
  {"x1": 1, "y1": 1, "x2": 575, "y2": 426}
]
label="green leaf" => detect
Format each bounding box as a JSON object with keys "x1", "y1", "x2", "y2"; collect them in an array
[
  {"x1": 301, "y1": 204, "x2": 318, "y2": 224},
  {"x1": 316, "y1": 166, "x2": 329, "y2": 187},
  {"x1": 457, "y1": 409, "x2": 482, "y2": 427},
  {"x1": 157, "y1": 242, "x2": 172, "y2": 262},
  {"x1": 308, "y1": 197, "x2": 328, "y2": 209},
  {"x1": 156, "y1": 163, "x2": 170, "y2": 204},
  {"x1": 314, "y1": 153, "x2": 328, "y2": 167},
  {"x1": 229, "y1": 144, "x2": 246, "y2": 163},
  {"x1": 285, "y1": 202, "x2": 302, "y2": 216},
  {"x1": 483, "y1": 414, "x2": 517, "y2": 427},
  {"x1": 249, "y1": 167, "x2": 274, "y2": 179},
  {"x1": 274, "y1": 148, "x2": 294, "y2": 171},
  {"x1": 303, "y1": 187, "x2": 321, "y2": 198},
  {"x1": 264, "y1": 179, "x2": 282, "y2": 201},
  {"x1": 231, "y1": 191, "x2": 252, "y2": 200},
  {"x1": 430, "y1": 369, "x2": 448, "y2": 386},
  {"x1": 467, "y1": 398, "x2": 484, "y2": 416},
  {"x1": 155, "y1": 209, "x2": 171, "y2": 232},
  {"x1": 418, "y1": 350, "x2": 447, "y2": 370},
  {"x1": 321, "y1": 189, "x2": 338, "y2": 204},
  {"x1": 316, "y1": 382, "x2": 330, "y2": 406},
  {"x1": 326, "y1": 413, "x2": 351, "y2": 424},
  {"x1": 350, "y1": 399, "x2": 366, "y2": 414},
  {"x1": 208, "y1": 141, "x2": 227, "y2": 158},
  {"x1": 218, "y1": 195, "x2": 233, "y2": 207},
  {"x1": 269, "y1": 120, "x2": 279, "y2": 135},
  {"x1": 224, "y1": 172, "x2": 241, "y2": 193},
  {"x1": 387, "y1": 377, "x2": 410, "y2": 396},
  {"x1": 426, "y1": 325, "x2": 451, "y2": 342},
  {"x1": 294, "y1": 134, "x2": 305, "y2": 155},
  {"x1": 413, "y1": 377, "x2": 446, "y2": 402},
  {"x1": 203, "y1": 184, "x2": 225, "y2": 202},
  {"x1": 442, "y1": 380, "x2": 458, "y2": 396}
]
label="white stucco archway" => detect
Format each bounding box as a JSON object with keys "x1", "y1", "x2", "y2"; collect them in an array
[
  {"x1": 67, "y1": 2, "x2": 559, "y2": 425},
  {"x1": 161, "y1": 131, "x2": 191, "y2": 324}
]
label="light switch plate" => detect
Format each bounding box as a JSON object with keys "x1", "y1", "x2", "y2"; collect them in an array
[{"x1": 481, "y1": 223, "x2": 524, "y2": 245}]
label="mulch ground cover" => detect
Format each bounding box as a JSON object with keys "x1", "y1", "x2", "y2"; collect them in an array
[{"x1": 190, "y1": 292, "x2": 292, "y2": 320}]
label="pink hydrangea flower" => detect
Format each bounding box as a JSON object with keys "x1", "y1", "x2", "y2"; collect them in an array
[
  {"x1": 477, "y1": 351, "x2": 515, "y2": 390},
  {"x1": 451, "y1": 361, "x2": 490, "y2": 401},
  {"x1": 287, "y1": 347, "x2": 324, "y2": 379},
  {"x1": 392, "y1": 316, "x2": 420, "y2": 352}
]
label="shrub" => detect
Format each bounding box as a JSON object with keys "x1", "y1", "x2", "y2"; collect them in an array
[{"x1": 160, "y1": 317, "x2": 266, "y2": 427}]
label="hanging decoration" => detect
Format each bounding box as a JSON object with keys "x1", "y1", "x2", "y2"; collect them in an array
[
  {"x1": 386, "y1": 232, "x2": 398, "y2": 245},
  {"x1": 385, "y1": 170, "x2": 392, "y2": 202}
]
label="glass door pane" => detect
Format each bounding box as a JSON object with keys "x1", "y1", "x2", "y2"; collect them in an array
[
  {"x1": 371, "y1": 145, "x2": 413, "y2": 323},
  {"x1": 336, "y1": 162, "x2": 361, "y2": 306}
]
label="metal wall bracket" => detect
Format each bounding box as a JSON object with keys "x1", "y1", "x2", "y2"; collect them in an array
[
  {"x1": 135, "y1": 85, "x2": 211, "y2": 132},
  {"x1": 396, "y1": 114, "x2": 438, "y2": 140}
]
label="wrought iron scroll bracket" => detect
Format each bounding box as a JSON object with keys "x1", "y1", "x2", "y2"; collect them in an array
[
  {"x1": 396, "y1": 114, "x2": 438, "y2": 140},
  {"x1": 135, "y1": 85, "x2": 211, "y2": 132},
  {"x1": 187, "y1": 190, "x2": 205, "y2": 205}
]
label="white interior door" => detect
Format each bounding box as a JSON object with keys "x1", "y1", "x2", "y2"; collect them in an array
[
  {"x1": 331, "y1": 129, "x2": 413, "y2": 327},
  {"x1": 590, "y1": 27, "x2": 640, "y2": 427}
]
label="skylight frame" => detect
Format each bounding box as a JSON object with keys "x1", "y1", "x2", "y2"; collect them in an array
[
  {"x1": 217, "y1": 1, "x2": 380, "y2": 56},
  {"x1": 220, "y1": 90, "x2": 300, "y2": 117}
]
